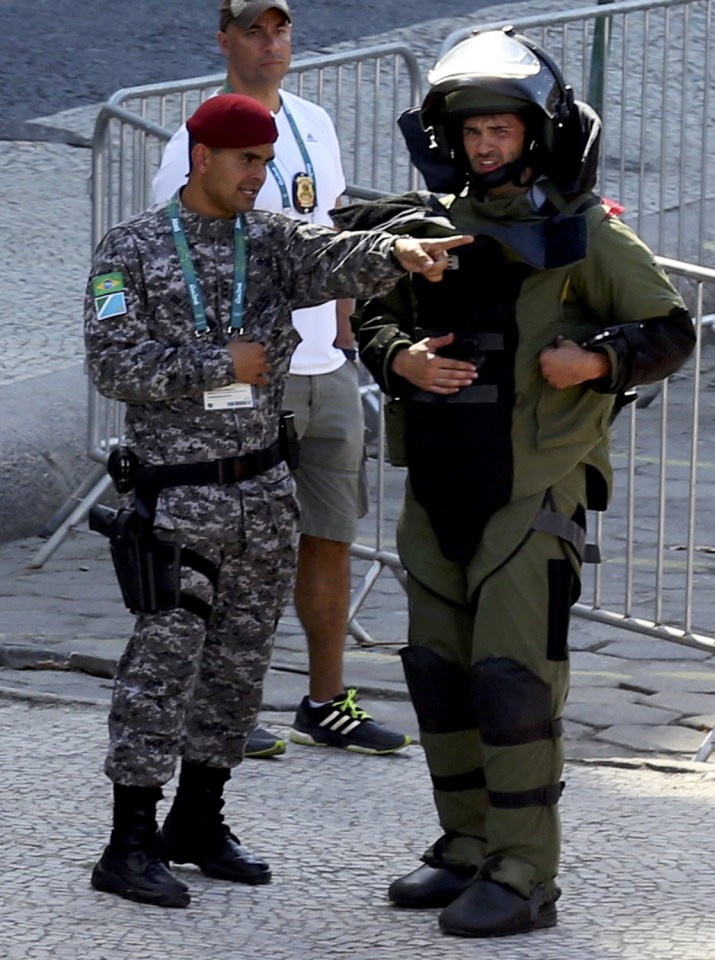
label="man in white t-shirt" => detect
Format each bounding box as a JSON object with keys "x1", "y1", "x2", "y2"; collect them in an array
[{"x1": 153, "y1": 0, "x2": 410, "y2": 758}]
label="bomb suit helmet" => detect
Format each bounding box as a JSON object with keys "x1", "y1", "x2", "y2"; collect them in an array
[{"x1": 415, "y1": 27, "x2": 602, "y2": 194}]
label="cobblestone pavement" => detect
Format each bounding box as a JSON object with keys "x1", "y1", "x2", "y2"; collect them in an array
[
  {"x1": 2, "y1": 5, "x2": 715, "y2": 955},
  {"x1": 1, "y1": 696, "x2": 714, "y2": 960}
]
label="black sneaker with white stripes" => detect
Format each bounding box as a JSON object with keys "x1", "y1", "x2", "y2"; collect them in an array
[{"x1": 289, "y1": 688, "x2": 411, "y2": 755}]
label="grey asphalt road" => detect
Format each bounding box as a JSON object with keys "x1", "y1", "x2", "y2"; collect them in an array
[{"x1": 0, "y1": 0, "x2": 506, "y2": 125}]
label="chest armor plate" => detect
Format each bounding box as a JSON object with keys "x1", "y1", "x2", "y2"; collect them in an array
[{"x1": 406, "y1": 236, "x2": 531, "y2": 561}]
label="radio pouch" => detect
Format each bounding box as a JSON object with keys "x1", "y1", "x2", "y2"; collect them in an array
[{"x1": 89, "y1": 504, "x2": 181, "y2": 614}]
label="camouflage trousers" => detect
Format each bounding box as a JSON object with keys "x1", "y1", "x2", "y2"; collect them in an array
[{"x1": 105, "y1": 524, "x2": 297, "y2": 788}]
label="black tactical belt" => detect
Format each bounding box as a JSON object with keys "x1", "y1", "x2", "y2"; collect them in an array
[{"x1": 137, "y1": 440, "x2": 282, "y2": 490}]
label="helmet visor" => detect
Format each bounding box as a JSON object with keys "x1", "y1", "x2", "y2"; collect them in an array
[{"x1": 427, "y1": 31, "x2": 562, "y2": 119}]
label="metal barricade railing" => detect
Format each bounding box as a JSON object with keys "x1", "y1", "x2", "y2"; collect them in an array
[
  {"x1": 438, "y1": 0, "x2": 714, "y2": 268},
  {"x1": 575, "y1": 262, "x2": 715, "y2": 655},
  {"x1": 89, "y1": 45, "x2": 422, "y2": 253}
]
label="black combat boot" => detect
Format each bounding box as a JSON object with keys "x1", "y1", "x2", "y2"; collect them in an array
[
  {"x1": 91, "y1": 784, "x2": 191, "y2": 908},
  {"x1": 438, "y1": 857, "x2": 559, "y2": 938},
  {"x1": 388, "y1": 862, "x2": 478, "y2": 908},
  {"x1": 160, "y1": 761, "x2": 271, "y2": 885}
]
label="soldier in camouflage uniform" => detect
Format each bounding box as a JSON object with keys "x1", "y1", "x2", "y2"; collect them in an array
[{"x1": 84, "y1": 93, "x2": 470, "y2": 909}]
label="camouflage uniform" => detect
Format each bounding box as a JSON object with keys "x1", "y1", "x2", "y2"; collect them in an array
[{"x1": 84, "y1": 200, "x2": 403, "y2": 787}]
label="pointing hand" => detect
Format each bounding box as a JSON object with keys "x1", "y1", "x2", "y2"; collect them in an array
[{"x1": 393, "y1": 235, "x2": 474, "y2": 282}]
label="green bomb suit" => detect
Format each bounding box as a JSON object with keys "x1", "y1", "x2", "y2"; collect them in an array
[{"x1": 355, "y1": 187, "x2": 694, "y2": 902}]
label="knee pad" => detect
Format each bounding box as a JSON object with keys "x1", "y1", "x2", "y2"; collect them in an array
[
  {"x1": 470, "y1": 658, "x2": 562, "y2": 747},
  {"x1": 401, "y1": 646, "x2": 474, "y2": 734}
]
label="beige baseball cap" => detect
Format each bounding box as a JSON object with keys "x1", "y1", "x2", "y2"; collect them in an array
[{"x1": 219, "y1": 0, "x2": 292, "y2": 32}]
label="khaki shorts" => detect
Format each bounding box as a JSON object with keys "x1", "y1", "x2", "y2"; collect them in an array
[{"x1": 283, "y1": 361, "x2": 368, "y2": 542}]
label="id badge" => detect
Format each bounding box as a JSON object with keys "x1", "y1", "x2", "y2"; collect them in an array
[
  {"x1": 293, "y1": 172, "x2": 316, "y2": 214},
  {"x1": 203, "y1": 383, "x2": 255, "y2": 410}
]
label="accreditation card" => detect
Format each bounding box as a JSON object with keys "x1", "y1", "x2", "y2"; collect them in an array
[{"x1": 203, "y1": 383, "x2": 255, "y2": 410}]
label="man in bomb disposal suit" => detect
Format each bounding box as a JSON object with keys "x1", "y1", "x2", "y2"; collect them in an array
[
  {"x1": 347, "y1": 29, "x2": 695, "y2": 938},
  {"x1": 84, "y1": 93, "x2": 470, "y2": 909}
]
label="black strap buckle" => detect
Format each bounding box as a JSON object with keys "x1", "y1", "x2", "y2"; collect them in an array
[{"x1": 216, "y1": 457, "x2": 241, "y2": 485}]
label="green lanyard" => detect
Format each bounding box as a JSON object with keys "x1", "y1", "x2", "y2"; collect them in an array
[
  {"x1": 167, "y1": 196, "x2": 246, "y2": 336},
  {"x1": 272, "y1": 98, "x2": 317, "y2": 210},
  {"x1": 221, "y1": 85, "x2": 317, "y2": 211}
]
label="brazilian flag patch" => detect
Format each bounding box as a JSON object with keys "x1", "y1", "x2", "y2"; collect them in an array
[{"x1": 92, "y1": 272, "x2": 125, "y2": 297}]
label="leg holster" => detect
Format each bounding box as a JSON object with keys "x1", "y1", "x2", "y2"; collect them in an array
[
  {"x1": 90, "y1": 505, "x2": 180, "y2": 614},
  {"x1": 89, "y1": 505, "x2": 217, "y2": 623}
]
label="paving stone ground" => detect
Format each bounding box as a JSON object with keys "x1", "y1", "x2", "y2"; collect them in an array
[
  {"x1": 1, "y1": 697, "x2": 715, "y2": 960},
  {"x1": 2, "y1": 4, "x2": 715, "y2": 956}
]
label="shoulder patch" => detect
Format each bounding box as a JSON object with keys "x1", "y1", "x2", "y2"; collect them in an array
[
  {"x1": 94, "y1": 292, "x2": 127, "y2": 320},
  {"x1": 92, "y1": 272, "x2": 125, "y2": 297}
]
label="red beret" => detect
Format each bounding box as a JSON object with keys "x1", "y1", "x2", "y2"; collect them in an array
[{"x1": 186, "y1": 94, "x2": 278, "y2": 149}]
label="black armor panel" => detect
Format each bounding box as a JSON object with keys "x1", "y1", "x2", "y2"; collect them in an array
[{"x1": 405, "y1": 236, "x2": 529, "y2": 561}]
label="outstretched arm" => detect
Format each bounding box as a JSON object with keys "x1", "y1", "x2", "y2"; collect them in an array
[{"x1": 392, "y1": 235, "x2": 473, "y2": 282}]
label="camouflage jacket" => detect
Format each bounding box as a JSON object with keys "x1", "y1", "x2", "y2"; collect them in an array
[{"x1": 85, "y1": 199, "x2": 403, "y2": 465}]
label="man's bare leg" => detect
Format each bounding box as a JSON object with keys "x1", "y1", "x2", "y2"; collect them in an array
[{"x1": 294, "y1": 533, "x2": 349, "y2": 702}]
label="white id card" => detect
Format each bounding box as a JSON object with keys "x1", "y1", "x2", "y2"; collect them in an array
[{"x1": 203, "y1": 383, "x2": 255, "y2": 410}]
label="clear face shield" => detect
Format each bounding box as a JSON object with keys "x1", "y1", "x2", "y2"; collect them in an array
[
  {"x1": 402, "y1": 30, "x2": 596, "y2": 197},
  {"x1": 427, "y1": 31, "x2": 564, "y2": 122}
]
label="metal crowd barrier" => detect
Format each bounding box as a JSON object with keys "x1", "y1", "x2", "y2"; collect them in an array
[
  {"x1": 575, "y1": 261, "x2": 715, "y2": 657},
  {"x1": 88, "y1": 45, "x2": 422, "y2": 254},
  {"x1": 440, "y1": 0, "x2": 715, "y2": 267}
]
